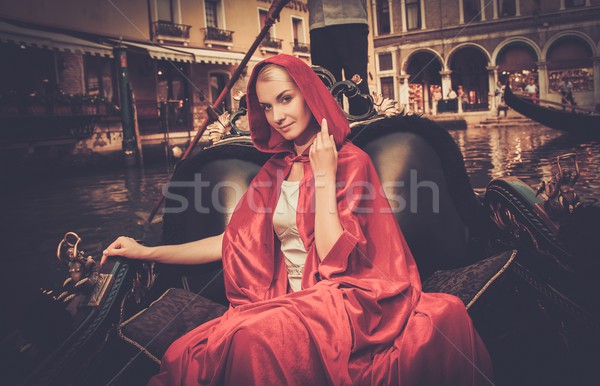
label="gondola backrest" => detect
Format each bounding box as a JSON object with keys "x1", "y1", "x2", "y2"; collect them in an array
[{"x1": 161, "y1": 115, "x2": 488, "y2": 304}]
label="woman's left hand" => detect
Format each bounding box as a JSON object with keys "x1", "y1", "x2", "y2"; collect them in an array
[{"x1": 309, "y1": 118, "x2": 338, "y2": 179}]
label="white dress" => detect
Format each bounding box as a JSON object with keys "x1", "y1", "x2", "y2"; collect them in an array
[{"x1": 272, "y1": 180, "x2": 307, "y2": 292}]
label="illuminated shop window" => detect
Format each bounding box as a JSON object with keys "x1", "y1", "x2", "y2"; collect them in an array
[{"x1": 549, "y1": 69, "x2": 593, "y2": 93}]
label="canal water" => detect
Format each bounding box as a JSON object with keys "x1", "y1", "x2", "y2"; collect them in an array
[{"x1": 1, "y1": 123, "x2": 599, "y2": 336}]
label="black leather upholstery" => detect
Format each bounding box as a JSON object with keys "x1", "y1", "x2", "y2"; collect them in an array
[{"x1": 359, "y1": 129, "x2": 470, "y2": 277}]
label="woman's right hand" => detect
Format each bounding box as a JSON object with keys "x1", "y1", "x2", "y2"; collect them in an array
[
  {"x1": 101, "y1": 236, "x2": 151, "y2": 265},
  {"x1": 309, "y1": 118, "x2": 338, "y2": 179}
]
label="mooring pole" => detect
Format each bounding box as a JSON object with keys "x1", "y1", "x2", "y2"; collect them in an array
[{"x1": 114, "y1": 45, "x2": 138, "y2": 167}]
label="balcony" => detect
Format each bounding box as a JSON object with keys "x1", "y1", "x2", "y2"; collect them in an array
[
  {"x1": 153, "y1": 21, "x2": 191, "y2": 45},
  {"x1": 260, "y1": 37, "x2": 283, "y2": 54},
  {"x1": 292, "y1": 41, "x2": 310, "y2": 57},
  {"x1": 201, "y1": 27, "x2": 234, "y2": 49}
]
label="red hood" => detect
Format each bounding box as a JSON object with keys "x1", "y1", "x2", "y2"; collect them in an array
[{"x1": 246, "y1": 54, "x2": 350, "y2": 154}]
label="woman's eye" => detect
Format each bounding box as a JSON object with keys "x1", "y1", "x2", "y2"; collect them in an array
[
  {"x1": 281, "y1": 96, "x2": 292, "y2": 104},
  {"x1": 262, "y1": 105, "x2": 272, "y2": 111}
]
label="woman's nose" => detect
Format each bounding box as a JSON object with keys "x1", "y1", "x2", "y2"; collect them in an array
[{"x1": 272, "y1": 105, "x2": 285, "y2": 124}]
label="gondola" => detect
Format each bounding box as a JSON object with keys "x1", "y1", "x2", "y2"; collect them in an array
[
  {"x1": 503, "y1": 82, "x2": 600, "y2": 137},
  {"x1": 2, "y1": 69, "x2": 599, "y2": 385}
]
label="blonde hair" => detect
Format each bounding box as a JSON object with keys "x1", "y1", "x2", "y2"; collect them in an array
[{"x1": 257, "y1": 64, "x2": 294, "y2": 83}]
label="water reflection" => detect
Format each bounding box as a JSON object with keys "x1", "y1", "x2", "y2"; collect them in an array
[
  {"x1": 450, "y1": 125, "x2": 600, "y2": 203},
  {"x1": 0, "y1": 166, "x2": 169, "y2": 335}
]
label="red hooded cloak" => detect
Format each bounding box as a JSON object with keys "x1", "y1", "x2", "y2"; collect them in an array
[{"x1": 149, "y1": 54, "x2": 493, "y2": 386}]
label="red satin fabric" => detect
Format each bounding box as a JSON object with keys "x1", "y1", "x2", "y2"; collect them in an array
[{"x1": 149, "y1": 54, "x2": 493, "y2": 385}]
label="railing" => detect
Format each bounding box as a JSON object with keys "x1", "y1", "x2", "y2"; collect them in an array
[
  {"x1": 520, "y1": 95, "x2": 598, "y2": 115},
  {"x1": 153, "y1": 21, "x2": 191, "y2": 39},
  {"x1": 0, "y1": 96, "x2": 116, "y2": 117},
  {"x1": 202, "y1": 27, "x2": 234, "y2": 43},
  {"x1": 261, "y1": 37, "x2": 283, "y2": 50},
  {"x1": 292, "y1": 41, "x2": 310, "y2": 53}
]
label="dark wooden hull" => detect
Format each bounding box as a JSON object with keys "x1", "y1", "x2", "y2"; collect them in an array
[{"x1": 504, "y1": 83, "x2": 600, "y2": 137}]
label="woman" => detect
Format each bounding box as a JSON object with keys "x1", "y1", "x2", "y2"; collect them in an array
[{"x1": 103, "y1": 54, "x2": 493, "y2": 385}]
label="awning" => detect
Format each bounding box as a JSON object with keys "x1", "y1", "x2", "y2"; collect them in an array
[
  {"x1": 114, "y1": 40, "x2": 193, "y2": 63},
  {"x1": 163, "y1": 45, "x2": 261, "y2": 65},
  {"x1": 0, "y1": 20, "x2": 113, "y2": 57}
]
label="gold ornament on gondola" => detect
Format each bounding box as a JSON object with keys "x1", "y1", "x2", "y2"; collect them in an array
[
  {"x1": 55, "y1": 232, "x2": 99, "y2": 303},
  {"x1": 535, "y1": 153, "x2": 582, "y2": 221}
]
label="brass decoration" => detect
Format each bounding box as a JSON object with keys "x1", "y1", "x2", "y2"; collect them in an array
[
  {"x1": 489, "y1": 198, "x2": 573, "y2": 272},
  {"x1": 208, "y1": 91, "x2": 250, "y2": 142},
  {"x1": 85, "y1": 273, "x2": 113, "y2": 307},
  {"x1": 350, "y1": 74, "x2": 363, "y2": 85},
  {"x1": 490, "y1": 202, "x2": 539, "y2": 250},
  {"x1": 55, "y1": 232, "x2": 112, "y2": 307},
  {"x1": 371, "y1": 93, "x2": 401, "y2": 117},
  {"x1": 206, "y1": 111, "x2": 232, "y2": 143},
  {"x1": 535, "y1": 153, "x2": 581, "y2": 221}
]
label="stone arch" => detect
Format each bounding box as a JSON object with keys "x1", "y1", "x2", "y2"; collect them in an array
[
  {"x1": 543, "y1": 31, "x2": 596, "y2": 101},
  {"x1": 401, "y1": 48, "x2": 444, "y2": 75},
  {"x1": 493, "y1": 38, "x2": 541, "y2": 94},
  {"x1": 491, "y1": 37, "x2": 541, "y2": 67},
  {"x1": 542, "y1": 31, "x2": 598, "y2": 59},
  {"x1": 446, "y1": 43, "x2": 491, "y2": 69},
  {"x1": 402, "y1": 49, "x2": 444, "y2": 114},
  {"x1": 448, "y1": 44, "x2": 491, "y2": 111}
]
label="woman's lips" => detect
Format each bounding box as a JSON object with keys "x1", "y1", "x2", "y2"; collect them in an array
[{"x1": 278, "y1": 123, "x2": 293, "y2": 132}]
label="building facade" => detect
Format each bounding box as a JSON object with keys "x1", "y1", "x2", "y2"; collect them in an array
[
  {"x1": 0, "y1": 0, "x2": 310, "y2": 161},
  {"x1": 369, "y1": 0, "x2": 600, "y2": 114}
]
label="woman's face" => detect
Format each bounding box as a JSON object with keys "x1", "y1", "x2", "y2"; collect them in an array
[{"x1": 255, "y1": 67, "x2": 316, "y2": 144}]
